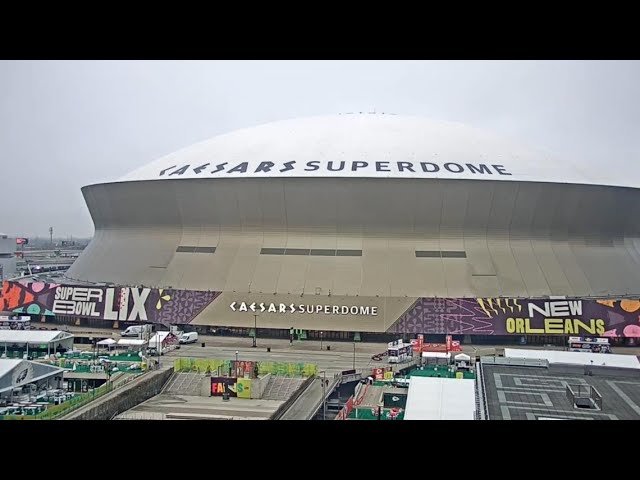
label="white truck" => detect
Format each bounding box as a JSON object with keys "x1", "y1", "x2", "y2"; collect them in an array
[{"x1": 120, "y1": 324, "x2": 152, "y2": 338}]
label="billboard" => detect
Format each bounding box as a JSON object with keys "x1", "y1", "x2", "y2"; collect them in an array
[
  {"x1": 0, "y1": 281, "x2": 220, "y2": 324},
  {"x1": 237, "y1": 378, "x2": 251, "y2": 398},
  {"x1": 15, "y1": 238, "x2": 28, "y2": 245},
  {"x1": 0, "y1": 316, "x2": 31, "y2": 330},
  {"x1": 394, "y1": 297, "x2": 640, "y2": 338},
  {"x1": 211, "y1": 377, "x2": 237, "y2": 397}
]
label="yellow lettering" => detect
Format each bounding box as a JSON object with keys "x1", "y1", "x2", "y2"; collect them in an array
[
  {"x1": 564, "y1": 319, "x2": 575, "y2": 334},
  {"x1": 506, "y1": 318, "x2": 515, "y2": 333},
  {"x1": 595, "y1": 319, "x2": 605, "y2": 335},
  {"x1": 516, "y1": 318, "x2": 525, "y2": 333},
  {"x1": 525, "y1": 318, "x2": 545, "y2": 334},
  {"x1": 574, "y1": 319, "x2": 596, "y2": 335},
  {"x1": 544, "y1": 318, "x2": 565, "y2": 334},
  {"x1": 217, "y1": 383, "x2": 224, "y2": 393}
]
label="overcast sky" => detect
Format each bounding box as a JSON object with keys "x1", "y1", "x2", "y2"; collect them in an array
[{"x1": 1, "y1": 60, "x2": 639, "y2": 238}]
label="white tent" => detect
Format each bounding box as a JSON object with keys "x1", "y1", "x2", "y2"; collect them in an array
[
  {"x1": 454, "y1": 353, "x2": 471, "y2": 362},
  {"x1": 97, "y1": 338, "x2": 117, "y2": 353}
]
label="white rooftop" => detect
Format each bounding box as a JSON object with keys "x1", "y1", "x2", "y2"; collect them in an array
[
  {"x1": 116, "y1": 114, "x2": 623, "y2": 189},
  {"x1": 404, "y1": 376, "x2": 476, "y2": 420},
  {"x1": 421, "y1": 352, "x2": 450, "y2": 359},
  {"x1": 504, "y1": 348, "x2": 640, "y2": 369},
  {"x1": 117, "y1": 339, "x2": 147, "y2": 346},
  {"x1": 0, "y1": 330, "x2": 73, "y2": 345},
  {"x1": 0, "y1": 359, "x2": 24, "y2": 378},
  {"x1": 149, "y1": 332, "x2": 172, "y2": 345}
]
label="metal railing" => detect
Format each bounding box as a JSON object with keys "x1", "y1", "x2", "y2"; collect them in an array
[
  {"x1": 475, "y1": 360, "x2": 490, "y2": 420},
  {"x1": 566, "y1": 383, "x2": 603, "y2": 410}
]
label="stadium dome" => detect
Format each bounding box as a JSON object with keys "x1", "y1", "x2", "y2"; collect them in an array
[
  {"x1": 19, "y1": 113, "x2": 636, "y2": 340},
  {"x1": 118, "y1": 113, "x2": 612, "y2": 187}
]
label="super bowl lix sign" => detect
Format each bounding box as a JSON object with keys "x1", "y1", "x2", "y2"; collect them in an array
[
  {"x1": 230, "y1": 301, "x2": 378, "y2": 316},
  {"x1": 53, "y1": 287, "x2": 150, "y2": 320}
]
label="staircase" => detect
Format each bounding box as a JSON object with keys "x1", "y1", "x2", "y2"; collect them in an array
[
  {"x1": 162, "y1": 372, "x2": 204, "y2": 396},
  {"x1": 262, "y1": 376, "x2": 306, "y2": 401}
]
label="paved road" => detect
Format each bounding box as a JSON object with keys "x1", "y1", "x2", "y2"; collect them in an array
[
  {"x1": 59, "y1": 325, "x2": 640, "y2": 378},
  {"x1": 168, "y1": 339, "x2": 381, "y2": 377},
  {"x1": 279, "y1": 376, "x2": 339, "y2": 420}
]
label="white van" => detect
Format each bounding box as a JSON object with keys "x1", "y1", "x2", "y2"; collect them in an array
[
  {"x1": 179, "y1": 332, "x2": 199, "y2": 344},
  {"x1": 121, "y1": 325, "x2": 150, "y2": 337}
]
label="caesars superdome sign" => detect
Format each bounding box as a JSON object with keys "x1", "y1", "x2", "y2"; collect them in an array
[{"x1": 157, "y1": 160, "x2": 512, "y2": 178}]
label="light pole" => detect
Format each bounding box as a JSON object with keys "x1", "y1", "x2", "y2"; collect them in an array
[
  {"x1": 320, "y1": 331, "x2": 323, "y2": 351},
  {"x1": 235, "y1": 351, "x2": 239, "y2": 377},
  {"x1": 252, "y1": 315, "x2": 257, "y2": 348},
  {"x1": 353, "y1": 342, "x2": 356, "y2": 370},
  {"x1": 156, "y1": 332, "x2": 161, "y2": 367},
  {"x1": 319, "y1": 370, "x2": 327, "y2": 420}
]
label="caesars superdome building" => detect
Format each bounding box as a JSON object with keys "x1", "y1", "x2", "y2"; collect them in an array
[{"x1": 5, "y1": 114, "x2": 640, "y2": 342}]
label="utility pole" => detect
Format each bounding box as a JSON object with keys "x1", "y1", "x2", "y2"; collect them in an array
[
  {"x1": 49, "y1": 227, "x2": 53, "y2": 247},
  {"x1": 252, "y1": 314, "x2": 257, "y2": 348}
]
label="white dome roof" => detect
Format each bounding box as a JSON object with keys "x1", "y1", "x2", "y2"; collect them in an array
[{"x1": 117, "y1": 114, "x2": 625, "y2": 188}]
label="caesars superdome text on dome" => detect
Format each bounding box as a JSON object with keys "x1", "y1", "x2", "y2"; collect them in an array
[{"x1": 157, "y1": 160, "x2": 512, "y2": 178}]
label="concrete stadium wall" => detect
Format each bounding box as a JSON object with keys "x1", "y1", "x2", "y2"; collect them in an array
[
  {"x1": 63, "y1": 368, "x2": 173, "y2": 420},
  {"x1": 199, "y1": 376, "x2": 209, "y2": 397},
  {"x1": 68, "y1": 178, "x2": 640, "y2": 300}
]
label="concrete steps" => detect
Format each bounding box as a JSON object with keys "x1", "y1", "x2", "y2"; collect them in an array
[
  {"x1": 262, "y1": 376, "x2": 305, "y2": 401},
  {"x1": 163, "y1": 372, "x2": 203, "y2": 396}
]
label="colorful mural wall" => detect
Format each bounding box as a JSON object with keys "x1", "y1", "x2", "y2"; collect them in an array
[
  {"x1": 210, "y1": 376, "x2": 237, "y2": 397},
  {"x1": 392, "y1": 297, "x2": 640, "y2": 337},
  {"x1": 3, "y1": 280, "x2": 640, "y2": 337},
  {"x1": 173, "y1": 358, "x2": 318, "y2": 378},
  {"x1": 0, "y1": 281, "x2": 220, "y2": 324}
]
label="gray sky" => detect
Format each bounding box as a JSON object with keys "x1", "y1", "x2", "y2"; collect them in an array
[{"x1": 1, "y1": 60, "x2": 639, "y2": 238}]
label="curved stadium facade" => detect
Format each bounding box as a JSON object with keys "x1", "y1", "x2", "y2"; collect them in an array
[{"x1": 3, "y1": 114, "x2": 640, "y2": 342}]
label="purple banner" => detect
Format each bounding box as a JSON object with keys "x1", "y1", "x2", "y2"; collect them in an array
[
  {"x1": 391, "y1": 298, "x2": 640, "y2": 338},
  {"x1": 0, "y1": 281, "x2": 220, "y2": 325}
]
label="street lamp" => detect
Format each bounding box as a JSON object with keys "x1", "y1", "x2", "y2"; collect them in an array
[
  {"x1": 320, "y1": 331, "x2": 323, "y2": 351},
  {"x1": 353, "y1": 342, "x2": 356, "y2": 370},
  {"x1": 252, "y1": 315, "x2": 257, "y2": 348}
]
